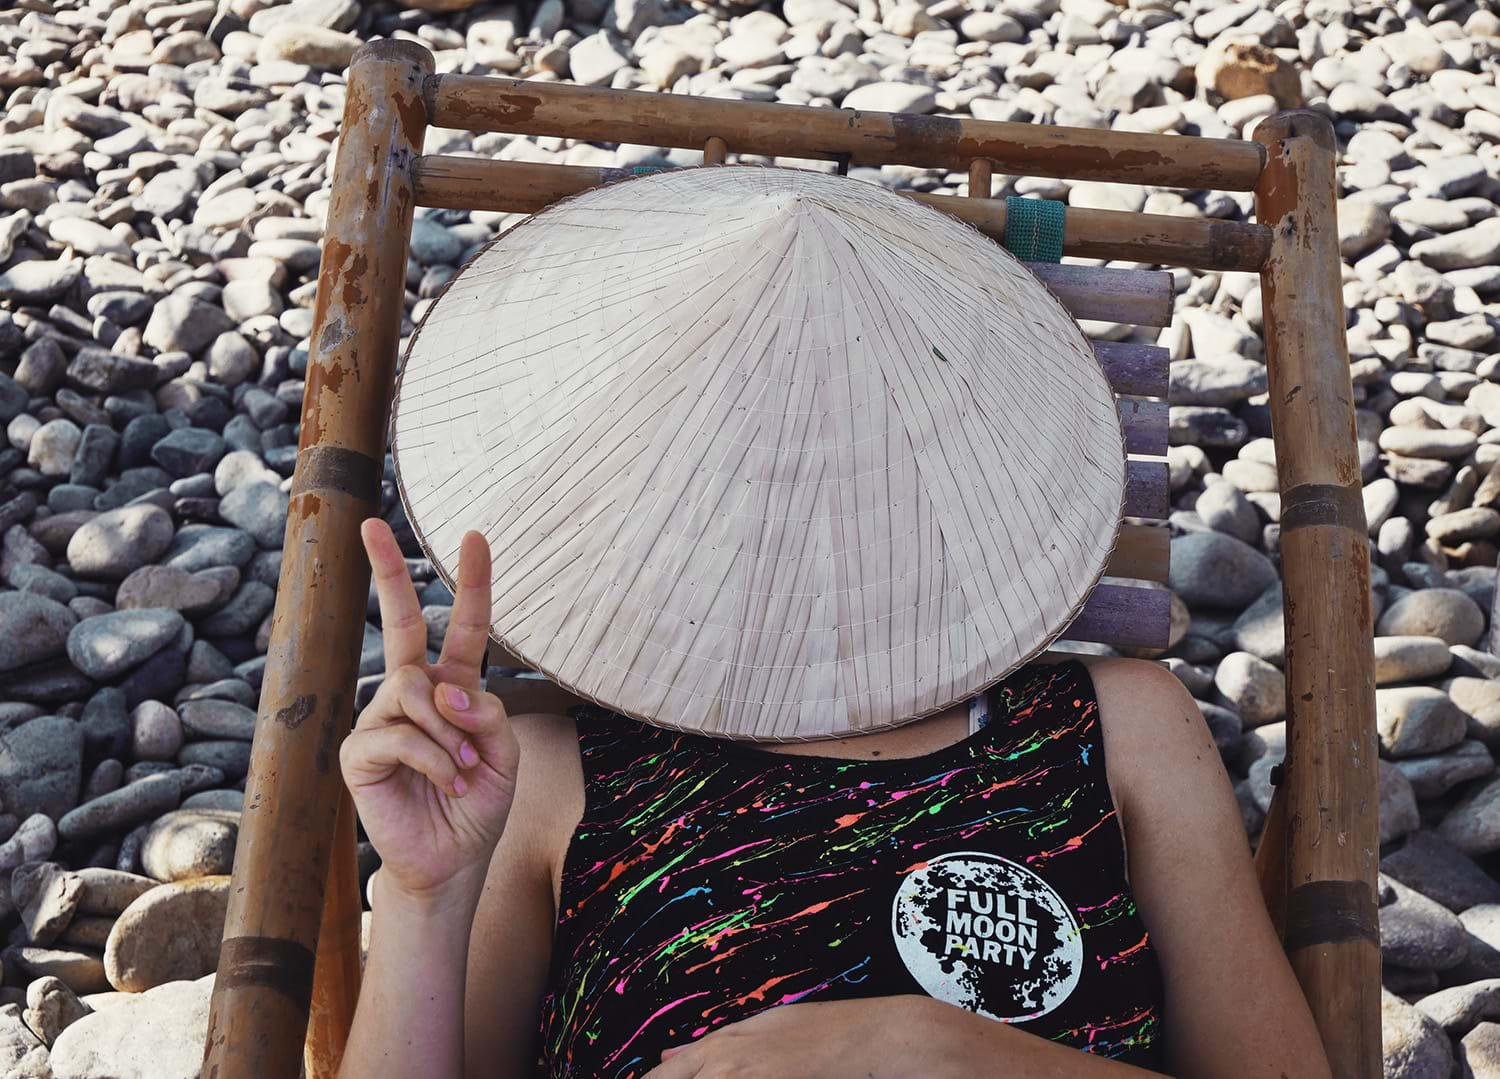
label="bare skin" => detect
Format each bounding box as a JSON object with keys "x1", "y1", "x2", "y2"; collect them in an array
[{"x1": 341, "y1": 520, "x2": 1332, "y2": 1079}]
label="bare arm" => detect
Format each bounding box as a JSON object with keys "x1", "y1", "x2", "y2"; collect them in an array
[
  {"x1": 1087, "y1": 657, "x2": 1331, "y2": 1079},
  {"x1": 464, "y1": 711, "x2": 584, "y2": 1078}
]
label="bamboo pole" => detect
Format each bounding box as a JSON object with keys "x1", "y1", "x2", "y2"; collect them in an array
[
  {"x1": 967, "y1": 158, "x2": 992, "y2": 199},
  {"x1": 203, "y1": 40, "x2": 435, "y2": 1079},
  {"x1": 304, "y1": 789, "x2": 363, "y2": 1079},
  {"x1": 410, "y1": 155, "x2": 1271, "y2": 272},
  {"x1": 1253, "y1": 110, "x2": 1380, "y2": 1079},
  {"x1": 423, "y1": 75, "x2": 1266, "y2": 190},
  {"x1": 703, "y1": 135, "x2": 727, "y2": 165}
]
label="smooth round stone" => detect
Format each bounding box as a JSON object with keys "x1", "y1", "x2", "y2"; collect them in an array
[
  {"x1": 129, "y1": 701, "x2": 182, "y2": 762},
  {"x1": 115, "y1": 565, "x2": 237, "y2": 614},
  {"x1": 27, "y1": 418, "x2": 82, "y2": 478},
  {"x1": 1195, "y1": 481, "x2": 1261, "y2": 545},
  {"x1": 1383, "y1": 989, "x2": 1456, "y2": 1077},
  {"x1": 104, "y1": 875, "x2": 228, "y2": 991},
  {"x1": 1376, "y1": 589, "x2": 1486, "y2": 647},
  {"x1": 0, "y1": 715, "x2": 83, "y2": 819},
  {"x1": 1381, "y1": 831, "x2": 1500, "y2": 913},
  {"x1": 408, "y1": 217, "x2": 464, "y2": 265},
  {"x1": 48, "y1": 974, "x2": 214, "y2": 1079},
  {"x1": 148, "y1": 428, "x2": 227, "y2": 479},
  {"x1": 65, "y1": 505, "x2": 175, "y2": 581},
  {"x1": 20, "y1": 863, "x2": 83, "y2": 946},
  {"x1": 1380, "y1": 760, "x2": 1420, "y2": 845},
  {"x1": 1167, "y1": 358, "x2": 1268, "y2": 406},
  {"x1": 1428, "y1": 507, "x2": 1500, "y2": 543},
  {"x1": 841, "y1": 81, "x2": 938, "y2": 114},
  {"x1": 140, "y1": 808, "x2": 237, "y2": 882},
  {"x1": 74, "y1": 868, "x2": 154, "y2": 917},
  {"x1": 1374, "y1": 636, "x2": 1453, "y2": 684},
  {"x1": 57, "y1": 773, "x2": 180, "y2": 843},
  {"x1": 0, "y1": 591, "x2": 77, "y2": 672},
  {"x1": 1463, "y1": 1023, "x2": 1500, "y2": 1073},
  {"x1": 197, "y1": 581, "x2": 274, "y2": 636},
  {"x1": 217, "y1": 481, "x2": 288, "y2": 548},
  {"x1": 66, "y1": 609, "x2": 185, "y2": 680},
  {"x1": 1415, "y1": 979, "x2": 1500, "y2": 1036},
  {"x1": 180, "y1": 788, "x2": 244, "y2": 812},
  {"x1": 9, "y1": 946, "x2": 109, "y2": 996},
  {"x1": 1393, "y1": 740, "x2": 1495, "y2": 800},
  {"x1": 176, "y1": 740, "x2": 250, "y2": 778},
  {"x1": 1439, "y1": 774, "x2": 1500, "y2": 855},
  {"x1": 1213, "y1": 650, "x2": 1284, "y2": 727},
  {"x1": 1169, "y1": 531, "x2": 1278, "y2": 609},
  {"x1": 162, "y1": 525, "x2": 256, "y2": 572},
  {"x1": 1377, "y1": 686, "x2": 1468, "y2": 758},
  {"x1": 141, "y1": 294, "x2": 235, "y2": 356},
  {"x1": 1221, "y1": 457, "x2": 1278, "y2": 493},
  {"x1": 177, "y1": 699, "x2": 254, "y2": 741},
  {"x1": 24, "y1": 974, "x2": 89, "y2": 1046},
  {"x1": 1379, "y1": 426, "x2": 1480, "y2": 460},
  {"x1": 1379, "y1": 873, "x2": 1469, "y2": 971}
]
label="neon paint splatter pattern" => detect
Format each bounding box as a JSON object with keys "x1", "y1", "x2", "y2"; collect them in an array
[{"x1": 536, "y1": 660, "x2": 1164, "y2": 1076}]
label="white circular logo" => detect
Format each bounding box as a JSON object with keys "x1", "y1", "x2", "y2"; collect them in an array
[{"x1": 891, "y1": 851, "x2": 1082, "y2": 1022}]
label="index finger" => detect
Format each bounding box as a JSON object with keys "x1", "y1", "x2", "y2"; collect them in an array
[
  {"x1": 361, "y1": 517, "x2": 429, "y2": 672},
  {"x1": 437, "y1": 530, "x2": 494, "y2": 680}
]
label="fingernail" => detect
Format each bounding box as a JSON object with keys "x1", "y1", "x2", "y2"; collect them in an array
[
  {"x1": 444, "y1": 685, "x2": 469, "y2": 710},
  {"x1": 452, "y1": 775, "x2": 468, "y2": 796},
  {"x1": 459, "y1": 741, "x2": 478, "y2": 768}
]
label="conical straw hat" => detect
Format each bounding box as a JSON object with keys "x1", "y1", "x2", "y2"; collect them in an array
[{"x1": 392, "y1": 166, "x2": 1125, "y2": 742}]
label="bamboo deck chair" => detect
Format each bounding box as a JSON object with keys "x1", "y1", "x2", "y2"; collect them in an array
[{"x1": 202, "y1": 39, "x2": 1380, "y2": 1079}]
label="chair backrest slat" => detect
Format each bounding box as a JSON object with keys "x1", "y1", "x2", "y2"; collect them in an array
[{"x1": 1065, "y1": 584, "x2": 1172, "y2": 649}]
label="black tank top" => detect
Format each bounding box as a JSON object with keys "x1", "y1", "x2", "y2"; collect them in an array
[{"x1": 536, "y1": 659, "x2": 1165, "y2": 1076}]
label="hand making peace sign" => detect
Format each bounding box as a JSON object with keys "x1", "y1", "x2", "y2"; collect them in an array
[{"x1": 340, "y1": 519, "x2": 520, "y2": 901}]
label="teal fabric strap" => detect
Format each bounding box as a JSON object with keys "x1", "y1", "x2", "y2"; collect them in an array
[{"x1": 1003, "y1": 197, "x2": 1066, "y2": 262}]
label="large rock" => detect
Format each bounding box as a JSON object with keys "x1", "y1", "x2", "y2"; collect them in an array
[
  {"x1": 257, "y1": 23, "x2": 360, "y2": 69},
  {"x1": 74, "y1": 868, "x2": 155, "y2": 917},
  {"x1": 0, "y1": 715, "x2": 82, "y2": 819},
  {"x1": 1380, "y1": 873, "x2": 1469, "y2": 970},
  {"x1": 48, "y1": 974, "x2": 213, "y2": 1079},
  {"x1": 1374, "y1": 636, "x2": 1452, "y2": 685},
  {"x1": 1440, "y1": 774, "x2": 1500, "y2": 855},
  {"x1": 1169, "y1": 531, "x2": 1278, "y2": 609},
  {"x1": 141, "y1": 809, "x2": 237, "y2": 882},
  {"x1": 57, "y1": 774, "x2": 180, "y2": 842},
  {"x1": 115, "y1": 565, "x2": 237, "y2": 614},
  {"x1": 142, "y1": 294, "x2": 235, "y2": 355},
  {"x1": 104, "y1": 877, "x2": 228, "y2": 992},
  {"x1": 1382, "y1": 830, "x2": 1500, "y2": 913},
  {"x1": 1383, "y1": 988, "x2": 1455, "y2": 1078},
  {"x1": 1197, "y1": 39, "x2": 1302, "y2": 107},
  {"x1": 66, "y1": 609, "x2": 185, "y2": 680},
  {"x1": 24, "y1": 975, "x2": 89, "y2": 1047},
  {"x1": 20, "y1": 863, "x2": 82, "y2": 946},
  {"x1": 1376, "y1": 589, "x2": 1486, "y2": 648},
  {"x1": 1377, "y1": 686, "x2": 1469, "y2": 758},
  {"x1": 218, "y1": 481, "x2": 288, "y2": 549},
  {"x1": 1394, "y1": 740, "x2": 1495, "y2": 800},
  {"x1": 65, "y1": 505, "x2": 175, "y2": 581},
  {"x1": 0, "y1": 592, "x2": 77, "y2": 672},
  {"x1": 177, "y1": 699, "x2": 255, "y2": 741}
]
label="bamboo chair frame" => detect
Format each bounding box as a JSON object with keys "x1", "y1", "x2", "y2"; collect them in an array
[{"x1": 203, "y1": 40, "x2": 1380, "y2": 1079}]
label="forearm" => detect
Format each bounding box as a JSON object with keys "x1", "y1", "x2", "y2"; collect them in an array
[
  {"x1": 920, "y1": 998, "x2": 1167, "y2": 1079},
  {"x1": 341, "y1": 869, "x2": 485, "y2": 1079}
]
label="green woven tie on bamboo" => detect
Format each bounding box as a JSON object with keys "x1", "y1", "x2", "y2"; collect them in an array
[{"x1": 1003, "y1": 197, "x2": 1066, "y2": 262}]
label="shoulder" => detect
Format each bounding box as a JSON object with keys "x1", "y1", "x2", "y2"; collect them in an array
[
  {"x1": 1069, "y1": 655, "x2": 1221, "y2": 818},
  {"x1": 506, "y1": 711, "x2": 585, "y2": 877}
]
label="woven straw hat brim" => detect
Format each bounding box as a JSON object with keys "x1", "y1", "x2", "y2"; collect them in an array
[{"x1": 392, "y1": 166, "x2": 1126, "y2": 742}]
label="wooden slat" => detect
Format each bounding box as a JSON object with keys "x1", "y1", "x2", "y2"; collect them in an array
[
  {"x1": 1120, "y1": 397, "x2": 1168, "y2": 456},
  {"x1": 423, "y1": 75, "x2": 1267, "y2": 190},
  {"x1": 1125, "y1": 459, "x2": 1170, "y2": 520},
  {"x1": 411, "y1": 155, "x2": 1268, "y2": 272},
  {"x1": 1093, "y1": 341, "x2": 1169, "y2": 397},
  {"x1": 1062, "y1": 583, "x2": 1172, "y2": 649},
  {"x1": 1106, "y1": 521, "x2": 1169, "y2": 581},
  {"x1": 1028, "y1": 263, "x2": 1173, "y2": 328}
]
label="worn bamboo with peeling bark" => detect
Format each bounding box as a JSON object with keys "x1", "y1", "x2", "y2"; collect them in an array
[
  {"x1": 410, "y1": 155, "x2": 1271, "y2": 271},
  {"x1": 423, "y1": 74, "x2": 1266, "y2": 189},
  {"x1": 1253, "y1": 110, "x2": 1380, "y2": 1079},
  {"x1": 203, "y1": 40, "x2": 434, "y2": 1079}
]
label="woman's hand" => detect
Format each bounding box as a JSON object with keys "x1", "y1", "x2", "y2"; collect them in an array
[
  {"x1": 340, "y1": 519, "x2": 520, "y2": 904},
  {"x1": 642, "y1": 996, "x2": 957, "y2": 1079}
]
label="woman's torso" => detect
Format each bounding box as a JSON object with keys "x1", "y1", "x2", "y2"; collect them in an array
[{"x1": 535, "y1": 658, "x2": 1166, "y2": 1076}]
